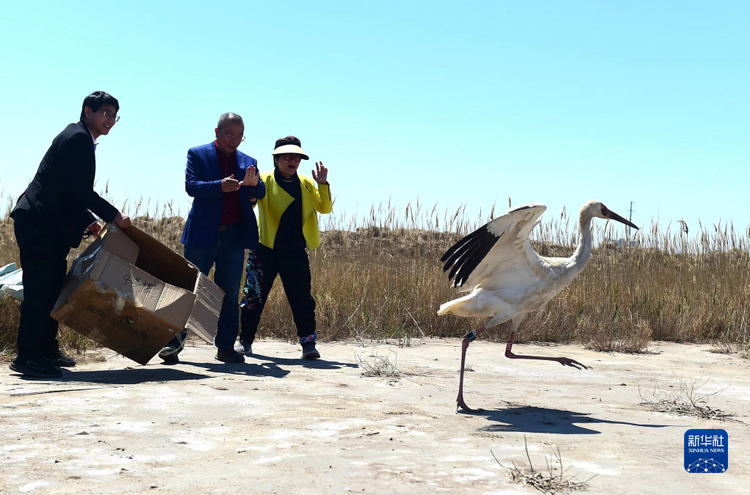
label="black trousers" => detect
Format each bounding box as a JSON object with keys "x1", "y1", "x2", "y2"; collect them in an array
[
  {"x1": 240, "y1": 245, "x2": 316, "y2": 344},
  {"x1": 13, "y1": 210, "x2": 71, "y2": 358}
]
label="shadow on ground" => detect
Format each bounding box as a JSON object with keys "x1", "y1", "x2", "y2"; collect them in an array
[
  {"x1": 178, "y1": 354, "x2": 357, "y2": 378},
  {"x1": 46, "y1": 367, "x2": 212, "y2": 385},
  {"x1": 182, "y1": 360, "x2": 292, "y2": 378},
  {"x1": 462, "y1": 404, "x2": 678, "y2": 434},
  {"x1": 244, "y1": 353, "x2": 359, "y2": 370}
]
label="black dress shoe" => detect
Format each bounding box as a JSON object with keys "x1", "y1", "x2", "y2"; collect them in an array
[
  {"x1": 44, "y1": 350, "x2": 76, "y2": 367},
  {"x1": 215, "y1": 348, "x2": 245, "y2": 363},
  {"x1": 160, "y1": 352, "x2": 179, "y2": 364},
  {"x1": 158, "y1": 329, "x2": 188, "y2": 363},
  {"x1": 9, "y1": 357, "x2": 63, "y2": 379}
]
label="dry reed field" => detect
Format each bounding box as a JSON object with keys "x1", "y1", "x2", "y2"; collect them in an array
[{"x1": 1, "y1": 196, "x2": 749, "y2": 359}]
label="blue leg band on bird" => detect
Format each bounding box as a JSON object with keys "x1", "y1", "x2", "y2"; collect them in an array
[
  {"x1": 300, "y1": 333, "x2": 317, "y2": 345},
  {"x1": 464, "y1": 330, "x2": 477, "y2": 342}
]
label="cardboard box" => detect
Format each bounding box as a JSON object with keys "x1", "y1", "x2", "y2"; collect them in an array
[{"x1": 51, "y1": 225, "x2": 224, "y2": 365}]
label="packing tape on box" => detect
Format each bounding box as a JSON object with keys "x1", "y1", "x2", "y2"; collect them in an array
[
  {"x1": 111, "y1": 289, "x2": 144, "y2": 315},
  {"x1": 92, "y1": 283, "x2": 143, "y2": 315},
  {"x1": 71, "y1": 245, "x2": 103, "y2": 277},
  {"x1": 114, "y1": 293, "x2": 126, "y2": 315}
]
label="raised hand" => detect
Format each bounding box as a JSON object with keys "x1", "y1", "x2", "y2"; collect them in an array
[
  {"x1": 312, "y1": 161, "x2": 328, "y2": 184},
  {"x1": 221, "y1": 174, "x2": 241, "y2": 192},
  {"x1": 241, "y1": 167, "x2": 259, "y2": 187}
]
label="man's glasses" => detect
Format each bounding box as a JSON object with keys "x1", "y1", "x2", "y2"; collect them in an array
[
  {"x1": 100, "y1": 110, "x2": 120, "y2": 123},
  {"x1": 218, "y1": 128, "x2": 245, "y2": 142}
]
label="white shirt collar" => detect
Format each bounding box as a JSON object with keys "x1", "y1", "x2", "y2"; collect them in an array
[{"x1": 86, "y1": 126, "x2": 98, "y2": 151}]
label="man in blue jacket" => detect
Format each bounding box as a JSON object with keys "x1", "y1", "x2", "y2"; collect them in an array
[{"x1": 159, "y1": 113, "x2": 265, "y2": 363}]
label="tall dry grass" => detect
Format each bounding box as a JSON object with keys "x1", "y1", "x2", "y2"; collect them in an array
[{"x1": 1, "y1": 194, "x2": 749, "y2": 358}]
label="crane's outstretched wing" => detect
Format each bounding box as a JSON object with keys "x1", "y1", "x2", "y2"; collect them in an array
[{"x1": 441, "y1": 203, "x2": 547, "y2": 291}]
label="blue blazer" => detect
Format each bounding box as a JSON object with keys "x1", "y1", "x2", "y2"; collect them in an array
[{"x1": 180, "y1": 142, "x2": 266, "y2": 248}]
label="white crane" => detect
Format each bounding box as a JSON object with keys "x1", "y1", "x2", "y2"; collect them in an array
[{"x1": 438, "y1": 200, "x2": 638, "y2": 411}]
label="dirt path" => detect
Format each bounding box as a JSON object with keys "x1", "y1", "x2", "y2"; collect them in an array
[{"x1": 1, "y1": 340, "x2": 748, "y2": 494}]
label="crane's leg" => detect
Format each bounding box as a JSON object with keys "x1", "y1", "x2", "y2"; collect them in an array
[
  {"x1": 457, "y1": 327, "x2": 486, "y2": 412},
  {"x1": 504, "y1": 331, "x2": 589, "y2": 370}
]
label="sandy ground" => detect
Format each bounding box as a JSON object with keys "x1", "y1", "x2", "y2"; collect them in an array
[{"x1": 1, "y1": 339, "x2": 749, "y2": 494}]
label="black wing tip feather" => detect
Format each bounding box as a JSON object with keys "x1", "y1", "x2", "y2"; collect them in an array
[
  {"x1": 440, "y1": 218, "x2": 498, "y2": 262},
  {"x1": 440, "y1": 226, "x2": 485, "y2": 262},
  {"x1": 509, "y1": 203, "x2": 545, "y2": 213},
  {"x1": 442, "y1": 233, "x2": 486, "y2": 270},
  {"x1": 451, "y1": 236, "x2": 497, "y2": 286},
  {"x1": 509, "y1": 204, "x2": 536, "y2": 212},
  {"x1": 442, "y1": 205, "x2": 543, "y2": 287},
  {"x1": 441, "y1": 225, "x2": 501, "y2": 287}
]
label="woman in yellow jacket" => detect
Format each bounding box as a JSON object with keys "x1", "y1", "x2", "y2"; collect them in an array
[{"x1": 237, "y1": 136, "x2": 332, "y2": 359}]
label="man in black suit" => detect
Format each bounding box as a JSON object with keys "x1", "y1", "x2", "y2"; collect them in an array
[{"x1": 9, "y1": 91, "x2": 132, "y2": 379}]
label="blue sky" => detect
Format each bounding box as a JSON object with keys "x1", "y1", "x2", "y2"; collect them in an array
[{"x1": 1, "y1": 1, "x2": 748, "y2": 237}]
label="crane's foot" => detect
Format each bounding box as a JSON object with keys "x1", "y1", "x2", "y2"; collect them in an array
[
  {"x1": 505, "y1": 348, "x2": 591, "y2": 370},
  {"x1": 456, "y1": 394, "x2": 483, "y2": 413}
]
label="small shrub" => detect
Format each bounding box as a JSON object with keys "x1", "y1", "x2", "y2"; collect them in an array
[
  {"x1": 638, "y1": 374, "x2": 734, "y2": 421},
  {"x1": 493, "y1": 435, "x2": 595, "y2": 493}
]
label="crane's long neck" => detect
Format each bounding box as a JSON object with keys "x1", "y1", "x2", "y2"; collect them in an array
[{"x1": 568, "y1": 213, "x2": 594, "y2": 276}]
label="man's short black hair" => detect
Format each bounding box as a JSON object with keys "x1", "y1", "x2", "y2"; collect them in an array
[{"x1": 80, "y1": 91, "x2": 119, "y2": 120}]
